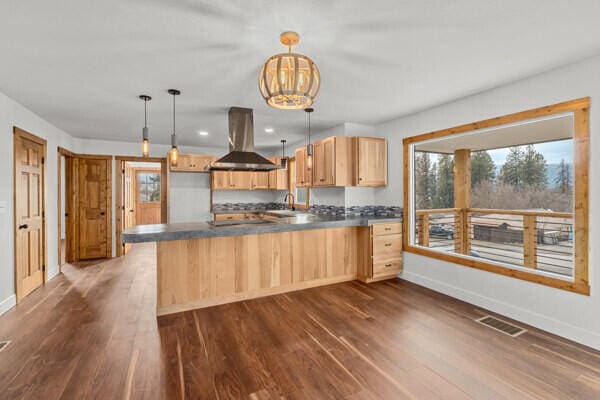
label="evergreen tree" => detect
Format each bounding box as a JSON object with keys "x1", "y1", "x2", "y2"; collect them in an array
[
  {"x1": 554, "y1": 158, "x2": 573, "y2": 194},
  {"x1": 499, "y1": 147, "x2": 524, "y2": 187},
  {"x1": 522, "y1": 145, "x2": 547, "y2": 188},
  {"x1": 470, "y1": 151, "x2": 496, "y2": 188},
  {"x1": 414, "y1": 152, "x2": 433, "y2": 209},
  {"x1": 499, "y1": 145, "x2": 546, "y2": 189},
  {"x1": 434, "y1": 154, "x2": 454, "y2": 208}
]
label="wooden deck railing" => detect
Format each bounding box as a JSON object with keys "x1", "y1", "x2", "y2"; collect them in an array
[{"x1": 415, "y1": 208, "x2": 574, "y2": 273}]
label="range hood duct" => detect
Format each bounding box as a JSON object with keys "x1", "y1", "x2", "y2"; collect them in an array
[{"x1": 210, "y1": 107, "x2": 279, "y2": 171}]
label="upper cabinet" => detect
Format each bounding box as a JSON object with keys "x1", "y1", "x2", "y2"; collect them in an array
[
  {"x1": 268, "y1": 157, "x2": 289, "y2": 190},
  {"x1": 170, "y1": 154, "x2": 216, "y2": 173},
  {"x1": 295, "y1": 147, "x2": 311, "y2": 187},
  {"x1": 294, "y1": 135, "x2": 388, "y2": 188},
  {"x1": 312, "y1": 136, "x2": 354, "y2": 187},
  {"x1": 355, "y1": 137, "x2": 387, "y2": 186},
  {"x1": 251, "y1": 171, "x2": 270, "y2": 189},
  {"x1": 210, "y1": 164, "x2": 288, "y2": 191},
  {"x1": 211, "y1": 171, "x2": 253, "y2": 190}
]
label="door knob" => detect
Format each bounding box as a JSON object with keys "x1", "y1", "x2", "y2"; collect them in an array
[
  {"x1": 100, "y1": 211, "x2": 106, "y2": 216},
  {"x1": 18, "y1": 224, "x2": 28, "y2": 230}
]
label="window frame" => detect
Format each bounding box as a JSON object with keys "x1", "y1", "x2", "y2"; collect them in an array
[{"x1": 402, "y1": 97, "x2": 590, "y2": 295}]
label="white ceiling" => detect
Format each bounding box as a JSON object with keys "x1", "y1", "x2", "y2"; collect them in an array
[
  {"x1": 2, "y1": 1, "x2": 600, "y2": 151},
  {"x1": 415, "y1": 113, "x2": 574, "y2": 153}
]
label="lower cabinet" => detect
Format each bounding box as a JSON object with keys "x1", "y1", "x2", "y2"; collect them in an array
[{"x1": 358, "y1": 222, "x2": 403, "y2": 282}]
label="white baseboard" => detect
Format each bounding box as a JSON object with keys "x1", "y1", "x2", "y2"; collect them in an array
[
  {"x1": 399, "y1": 270, "x2": 600, "y2": 351},
  {"x1": 0, "y1": 294, "x2": 16, "y2": 316}
]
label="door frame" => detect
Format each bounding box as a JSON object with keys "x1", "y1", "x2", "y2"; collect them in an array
[
  {"x1": 13, "y1": 127, "x2": 47, "y2": 302},
  {"x1": 57, "y1": 146, "x2": 75, "y2": 271},
  {"x1": 115, "y1": 156, "x2": 168, "y2": 257}
]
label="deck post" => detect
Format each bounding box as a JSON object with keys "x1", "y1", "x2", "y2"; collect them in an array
[{"x1": 453, "y1": 149, "x2": 471, "y2": 255}]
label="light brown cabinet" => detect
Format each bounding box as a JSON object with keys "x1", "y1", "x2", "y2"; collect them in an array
[
  {"x1": 311, "y1": 136, "x2": 354, "y2": 187},
  {"x1": 268, "y1": 157, "x2": 289, "y2": 190},
  {"x1": 214, "y1": 213, "x2": 247, "y2": 221},
  {"x1": 211, "y1": 171, "x2": 253, "y2": 190},
  {"x1": 358, "y1": 222, "x2": 402, "y2": 283},
  {"x1": 355, "y1": 137, "x2": 387, "y2": 186},
  {"x1": 170, "y1": 154, "x2": 216, "y2": 172},
  {"x1": 295, "y1": 147, "x2": 311, "y2": 187},
  {"x1": 251, "y1": 171, "x2": 270, "y2": 189}
]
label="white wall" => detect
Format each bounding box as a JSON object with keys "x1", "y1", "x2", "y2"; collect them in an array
[
  {"x1": 0, "y1": 92, "x2": 75, "y2": 315},
  {"x1": 376, "y1": 55, "x2": 600, "y2": 349}
]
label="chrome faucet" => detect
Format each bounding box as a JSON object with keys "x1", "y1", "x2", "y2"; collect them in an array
[{"x1": 283, "y1": 192, "x2": 296, "y2": 211}]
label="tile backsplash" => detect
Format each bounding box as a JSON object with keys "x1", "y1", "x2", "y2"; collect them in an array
[{"x1": 212, "y1": 202, "x2": 402, "y2": 217}]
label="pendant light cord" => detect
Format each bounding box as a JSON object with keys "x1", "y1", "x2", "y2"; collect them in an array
[
  {"x1": 172, "y1": 93, "x2": 176, "y2": 135},
  {"x1": 144, "y1": 98, "x2": 148, "y2": 128}
]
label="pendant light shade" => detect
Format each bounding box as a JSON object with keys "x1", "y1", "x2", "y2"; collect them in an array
[
  {"x1": 280, "y1": 139, "x2": 288, "y2": 168},
  {"x1": 139, "y1": 95, "x2": 152, "y2": 157},
  {"x1": 168, "y1": 89, "x2": 180, "y2": 167},
  {"x1": 259, "y1": 31, "x2": 320, "y2": 110},
  {"x1": 305, "y1": 107, "x2": 314, "y2": 170}
]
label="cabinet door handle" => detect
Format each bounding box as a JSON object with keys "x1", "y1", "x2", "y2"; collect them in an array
[
  {"x1": 384, "y1": 243, "x2": 392, "y2": 247},
  {"x1": 100, "y1": 211, "x2": 106, "y2": 216},
  {"x1": 18, "y1": 224, "x2": 28, "y2": 230},
  {"x1": 385, "y1": 263, "x2": 393, "y2": 267},
  {"x1": 359, "y1": 177, "x2": 363, "y2": 181},
  {"x1": 385, "y1": 227, "x2": 392, "y2": 231}
]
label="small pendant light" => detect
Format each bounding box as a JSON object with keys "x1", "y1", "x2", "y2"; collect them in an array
[
  {"x1": 305, "y1": 107, "x2": 314, "y2": 170},
  {"x1": 280, "y1": 139, "x2": 288, "y2": 168},
  {"x1": 139, "y1": 95, "x2": 152, "y2": 157},
  {"x1": 168, "y1": 89, "x2": 181, "y2": 167}
]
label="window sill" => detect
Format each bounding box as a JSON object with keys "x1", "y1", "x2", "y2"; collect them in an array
[{"x1": 403, "y1": 244, "x2": 590, "y2": 296}]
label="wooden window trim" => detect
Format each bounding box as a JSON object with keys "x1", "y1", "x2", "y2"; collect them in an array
[{"x1": 402, "y1": 97, "x2": 590, "y2": 295}]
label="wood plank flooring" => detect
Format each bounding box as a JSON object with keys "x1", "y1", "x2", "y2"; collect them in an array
[{"x1": 1, "y1": 243, "x2": 600, "y2": 399}]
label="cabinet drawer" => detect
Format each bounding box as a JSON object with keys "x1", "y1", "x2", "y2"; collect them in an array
[
  {"x1": 373, "y1": 257, "x2": 403, "y2": 275},
  {"x1": 372, "y1": 222, "x2": 401, "y2": 236},
  {"x1": 372, "y1": 234, "x2": 402, "y2": 257},
  {"x1": 214, "y1": 213, "x2": 246, "y2": 221}
]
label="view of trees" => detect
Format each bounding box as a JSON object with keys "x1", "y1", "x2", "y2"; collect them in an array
[{"x1": 414, "y1": 144, "x2": 574, "y2": 212}]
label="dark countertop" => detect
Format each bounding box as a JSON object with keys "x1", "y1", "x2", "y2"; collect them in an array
[{"x1": 122, "y1": 214, "x2": 402, "y2": 243}]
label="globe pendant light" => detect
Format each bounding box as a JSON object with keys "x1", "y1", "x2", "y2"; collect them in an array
[
  {"x1": 168, "y1": 89, "x2": 181, "y2": 167},
  {"x1": 139, "y1": 95, "x2": 152, "y2": 157},
  {"x1": 305, "y1": 107, "x2": 314, "y2": 170},
  {"x1": 259, "y1": 31, "x2": 320, "y2": 110}
]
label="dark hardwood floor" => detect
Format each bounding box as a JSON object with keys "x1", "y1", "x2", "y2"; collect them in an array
[{"x1": 1, "y1": 243, "x2": 600, "y2": 399}]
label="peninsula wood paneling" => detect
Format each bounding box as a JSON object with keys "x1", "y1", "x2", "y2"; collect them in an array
[{"x1": 156, "y1": 227, "x2": 359, "y2": 315}]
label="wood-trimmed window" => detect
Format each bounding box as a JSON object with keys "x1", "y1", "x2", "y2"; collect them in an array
[{"x1": 402, "y1": 98, "x2": 590, "y2": 295}]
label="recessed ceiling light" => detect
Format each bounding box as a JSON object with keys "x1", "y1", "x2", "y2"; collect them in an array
[
  {"x1": 265, "y1": 128, "x2": 274, "y2": 133},
  {"x1": 198, "y1": 131, "x2": 209, "y2": 136}
]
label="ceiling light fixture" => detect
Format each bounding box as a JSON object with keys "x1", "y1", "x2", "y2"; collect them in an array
[
  {"x1": 139, "y1": 94, "x2": 152, "y2": 157},
  {"x1": 198, "y1": 130, "x2": 209, "y2": 136},
  {"x1": 168, "y1": 89, "x2": 181, "y2": 167},
  {"x1": 259, "y1": 31, "x2": 320, "y2": 110},
  {"x1": 305, "y1": 107, "x2": 314, "y2": 170},
  {"x1": 265, "y1": 127, "x2": 274, "y2": 133}
]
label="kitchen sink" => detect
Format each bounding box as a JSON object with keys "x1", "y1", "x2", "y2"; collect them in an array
[
  {"x1": 264, "y1": 210, "x2": 313, "y2": 218},
  {"x1": 208, "y1": 219, "x2": 278, "y2": 227}
]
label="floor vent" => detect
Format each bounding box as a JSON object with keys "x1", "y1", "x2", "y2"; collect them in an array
[
  {"x1": 0, "y1": 341, "x2": 10, "y2": 352},
  {"x1": 476, "y1": 316, "x2": 526, "y2": 337}
]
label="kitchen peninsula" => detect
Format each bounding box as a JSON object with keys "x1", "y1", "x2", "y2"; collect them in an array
[{"x1": 122, "y1": 211, "x2": 402, "y2": 316}]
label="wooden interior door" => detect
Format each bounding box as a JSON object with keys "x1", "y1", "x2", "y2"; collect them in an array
[
  {"x1": 14, "y1": 128, "x2": 46, "y2": 302},
  {"x1": 78, "y1": 157, "x2": 110, "y2": 260},
  {"x1": 135, "y1": 169, "x2": 161, "y2": 225}
]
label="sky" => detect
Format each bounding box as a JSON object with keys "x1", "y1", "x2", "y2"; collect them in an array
[{"x1": 486, "y1": 139, "x2": 573, "y2": 165}]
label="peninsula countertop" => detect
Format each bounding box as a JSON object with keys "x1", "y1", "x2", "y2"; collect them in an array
[{"x1": 122, "y1": 213, "x2": 402, "y2": 243}]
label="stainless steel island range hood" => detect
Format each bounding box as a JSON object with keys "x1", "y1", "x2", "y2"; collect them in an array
[{"x1": 210, "y1": 107, "x2": 279, "y2": 171}]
